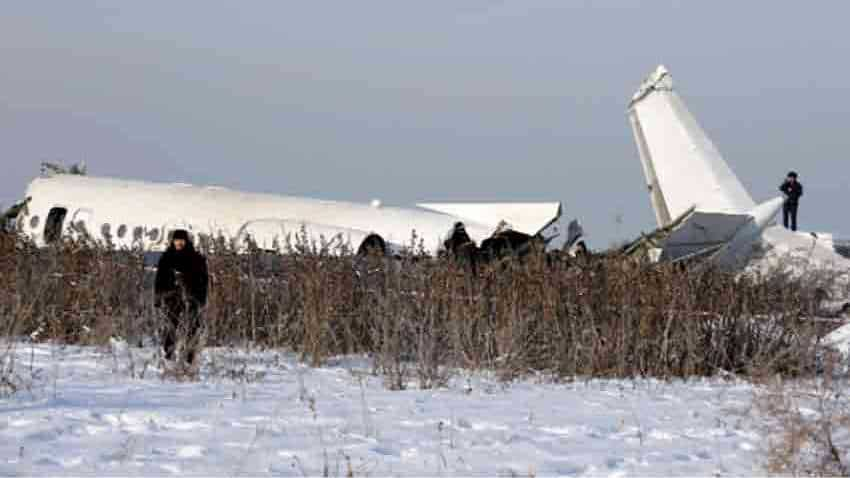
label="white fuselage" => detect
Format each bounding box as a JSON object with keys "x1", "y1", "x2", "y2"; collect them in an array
[{"x1": 18, "y1": 175, "x2": 560, "y2": 255}]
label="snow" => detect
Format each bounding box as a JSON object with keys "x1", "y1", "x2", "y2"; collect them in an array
[
  {"x1": 758, "y1": 226, "x2": 850, "y2": 277},
  {"x1": 0, "y1": 342, "x2": 768, "y2": 476},
  {"x1": 824, "y1": 323, "x2": 850, "y2": 356}
]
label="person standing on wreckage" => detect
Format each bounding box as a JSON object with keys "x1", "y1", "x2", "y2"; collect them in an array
[
  {"x1": 779, "y1": 171, "x2": 804, "y2": 231},
  {"x1": 154, "y1": 229, "x2": 209, "y2": 365}
]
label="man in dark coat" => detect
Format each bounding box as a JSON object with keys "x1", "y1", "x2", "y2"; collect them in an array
[
  {"x1": 155, "y1": 229, "x2": 209, "y2": 364},
  {"x1": 779, "y1": 171, "x2": 803, "y2": 231},
  {"x1": 443, "y1": 221, "x2": 479, "y2": 268}
]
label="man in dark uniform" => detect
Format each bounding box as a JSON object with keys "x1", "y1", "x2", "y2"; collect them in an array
[
  {"x1": 779, "y1": 171, "x2": 803, "y2": 231},
  {"x1": 154, "y1": 229, "x2": 209, "y2": 365}
]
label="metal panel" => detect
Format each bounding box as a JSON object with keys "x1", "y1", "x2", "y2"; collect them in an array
[
  {"x1": 628, "y1": 66, "x2": 755, "y2": 220},
  {"x1": 415, "y1": 202, "x2": 562, "y2": 236},
  {"x1": 21, "y1": 174, "x2": 563, "y2": 255}
]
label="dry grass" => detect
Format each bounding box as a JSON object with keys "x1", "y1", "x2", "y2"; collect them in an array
[
  {"x1": 755, "y1": 353, "x2": 850, "y2": 476},
  {"x1": 0, "y1": 230, "x2": 835, "y2": 384}
]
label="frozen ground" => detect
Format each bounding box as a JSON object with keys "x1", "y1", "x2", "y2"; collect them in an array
[{"x1": 0, "y1": 341, "x2": 767, "y2": 476}]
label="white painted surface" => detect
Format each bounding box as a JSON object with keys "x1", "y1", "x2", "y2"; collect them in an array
[
  {"x1": 416, "y1": 202, "x2": 562, "y2": 237},
  {"x1": 629, "y1": 65, "x2": 755, "y2": 225},
  {"x1": 18, "y1": 175, "x2": 561, "y2": 254}
]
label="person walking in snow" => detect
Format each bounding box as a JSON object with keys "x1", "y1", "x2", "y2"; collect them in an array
[
  {"x1": 154, "y1": 229, "x2": 209, "y2": 365},
  {"x1": 779, "y1": 171, "x2": 803, "y2": 231}
]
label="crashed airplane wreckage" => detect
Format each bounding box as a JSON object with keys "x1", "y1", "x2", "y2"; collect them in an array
[
  {"x1": 5, "y1": 171, "x2": 569, "y2": 260},
  {"x1": 624, "y1": 65, "x2": 850, "y2": 272}
]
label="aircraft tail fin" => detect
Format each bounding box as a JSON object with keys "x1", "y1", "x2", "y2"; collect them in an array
[{"x1": 628, "y1": 66, "x2": 755, "y2": 228}]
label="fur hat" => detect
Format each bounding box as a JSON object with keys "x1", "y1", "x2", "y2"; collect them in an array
[{"x1": 171, "y1": 229, "x2": 190, "y2": 241}]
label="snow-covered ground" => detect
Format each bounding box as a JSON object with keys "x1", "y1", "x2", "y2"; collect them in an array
[{"x1": 0, "y1": 342, "x2": 768, "y2": 476}]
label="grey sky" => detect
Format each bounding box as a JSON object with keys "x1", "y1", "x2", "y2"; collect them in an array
[{"x1": 2, "y1": 1, "x2": 848, "y2": 245}]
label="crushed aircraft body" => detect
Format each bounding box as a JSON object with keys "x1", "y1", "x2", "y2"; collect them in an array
[{"x1": 9, "y1": 172, "x2": 564, "y2": 258}]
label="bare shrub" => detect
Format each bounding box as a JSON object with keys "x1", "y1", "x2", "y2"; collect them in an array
[
  {"x1": 755, "y1": 353, "x2": 850, "y2": 476},
  {"x1": 0, "y1": 230, "x2": 835, "y2": 387}
]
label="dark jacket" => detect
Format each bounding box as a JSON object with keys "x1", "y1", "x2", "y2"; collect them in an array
[
  {"x1": 779, "y1": 180, "x2": 803, "y2": 205},
  {"x1": 155, "y1": 237, "x2": 209, "y2": 307},
  {"x1": 443, "y1": 222, "x2": 473, "y2": 254}
]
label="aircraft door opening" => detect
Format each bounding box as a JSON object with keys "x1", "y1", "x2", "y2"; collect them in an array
[{"x1": 44, "y1": 207, "x2": 68, "y2": 244}]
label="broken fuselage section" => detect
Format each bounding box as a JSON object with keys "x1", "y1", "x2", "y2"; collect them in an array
[{"x1": 13, "y1": 172, "x2": 565, "y2": 261}]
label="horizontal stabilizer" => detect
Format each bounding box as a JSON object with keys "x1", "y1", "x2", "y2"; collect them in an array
[
  {"x1": 655, "y1": 197, "x2": 783, "y2": 264},
  {"x1": 415, "y1": 202, "x2": 562, "y2": 236},
  {"x1": 660, "y1": 211, "x2": 751, "y2": 261}
]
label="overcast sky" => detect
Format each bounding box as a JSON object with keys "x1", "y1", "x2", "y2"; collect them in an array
[{"x1": 1, "y1": 1, "x2": 848, "y2": 246}]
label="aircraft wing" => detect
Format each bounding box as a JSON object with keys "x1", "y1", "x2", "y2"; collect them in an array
[
  {"x1": 628, "y1": 66, "x2": 755, "y2": 228},
  {"x1": 415, "y1": 202, "x2": 562, "y2": 236}
]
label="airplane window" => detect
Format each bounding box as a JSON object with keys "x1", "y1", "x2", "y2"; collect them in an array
[
  {"x1": 133, "y1": 226, "x2": 144, "y2": 241},
  {"x1": 148, "y1": 228, "x2": 160, "y2": 242},
  {"x1": 117, "y1": 224, "x2": 127, "y2": 238},
  {"x1": 101, "y1": 223, "x2": 111, "y2": 238},
  {"x1": 29, "y1": 215, "x2": 40, "y2": 229}
]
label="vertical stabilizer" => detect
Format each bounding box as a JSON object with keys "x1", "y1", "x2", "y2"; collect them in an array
[
  {"x1": 628, "y1": 66, "x2": 755, "y2": 224},
  {"x1": 630, "y1": 109, "x2": 672, "y2": 227}
]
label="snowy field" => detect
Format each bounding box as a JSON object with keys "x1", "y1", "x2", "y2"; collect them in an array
[{"x1": 0, "y1": 342, "x2": 769, "y2": 476}]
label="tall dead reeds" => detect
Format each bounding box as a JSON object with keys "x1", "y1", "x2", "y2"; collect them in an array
[{"x1": 0, "y1": 231, "x2": 833, "y2": 382}]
